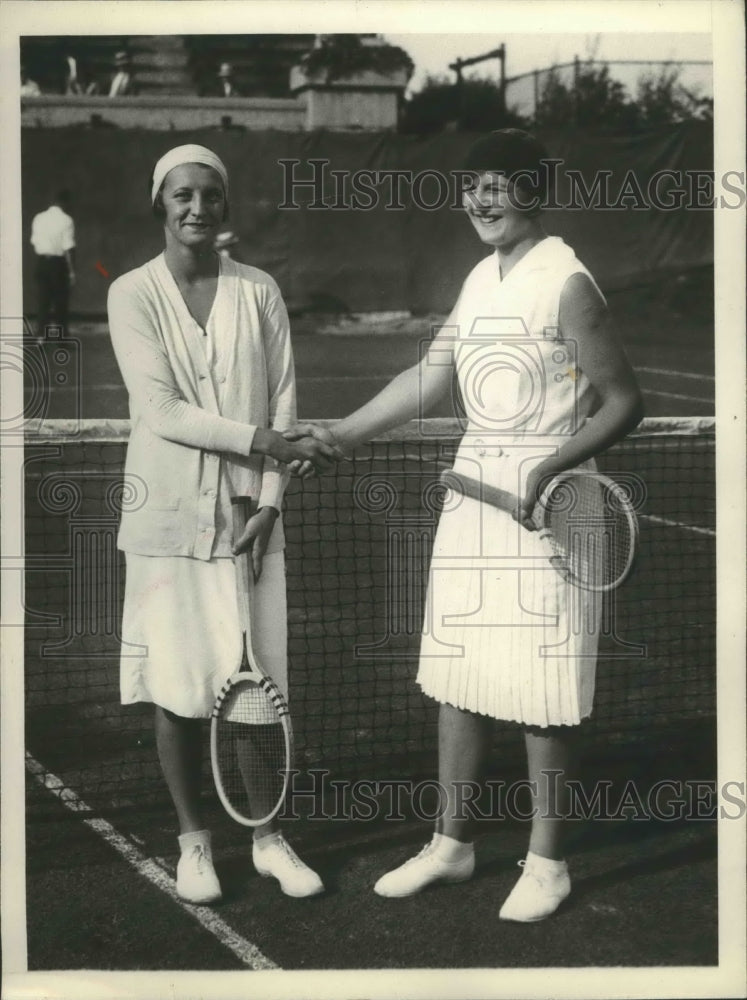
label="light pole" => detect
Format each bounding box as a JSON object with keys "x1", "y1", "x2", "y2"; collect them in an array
[{"x1": 449, "y1": 44, "x2": 506, "y2": 129}]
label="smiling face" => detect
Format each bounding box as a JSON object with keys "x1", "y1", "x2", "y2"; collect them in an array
[
  {"x1": 462, "y1": 171, "x2": 537, "y2": 251},
  {"x1": 160, "y1": 163, "x2": 226, "y2": 251}
]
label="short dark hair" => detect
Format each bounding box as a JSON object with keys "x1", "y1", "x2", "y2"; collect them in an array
[
  {"x1": 55, "y1": 189, "x2": 72, "y2": 208},
  {"x1": 463, "y1": 128, "x2": 552, "y2": 208}
]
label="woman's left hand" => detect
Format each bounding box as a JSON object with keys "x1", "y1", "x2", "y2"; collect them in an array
[
  {"x1": 512, "y1": 467, "x2": 544, "y2": 531},
  {"x1": 232, "y1": 506, "x2": 278, "y2": 580}
]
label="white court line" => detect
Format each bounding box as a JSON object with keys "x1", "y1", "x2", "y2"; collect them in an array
[
  {"x1": 640, "y1": 513, "x2": 716, "y2": 538},
  {"x1": 641, "y1": 388, "x2": 714, "y2": 404},
  {"x1": 635, "y1": 366, "x2": 715, "y2": 382},
  {"x1": 25, "y1": 752, "x2": 279, "y2": 971}
]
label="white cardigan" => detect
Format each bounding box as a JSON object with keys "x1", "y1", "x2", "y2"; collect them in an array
[{"x1": 107, "y1": 253, "x2": 296, "y2": 560}]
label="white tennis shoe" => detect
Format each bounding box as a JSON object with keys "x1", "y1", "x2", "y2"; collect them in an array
[
  {"x1": 374, "y1": 840, "x2": 475, "y2": 898},
  {"x1": 176, "y1": 838, "x2": 222, "y2": 905},
  {"x1": 499, "y1": 853, "x2": 570, "y2": 922},
  {"x1": 253, "y1": 834, "x2": 324, "y2": 898}
]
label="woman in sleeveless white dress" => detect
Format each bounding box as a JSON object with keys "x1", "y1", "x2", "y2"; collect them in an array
[{"x1": 289, "y1": 130, "x2": 643, "y2": 920}]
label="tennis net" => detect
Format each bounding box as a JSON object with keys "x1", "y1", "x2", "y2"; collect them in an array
[{"x1": 23, "y1": 417, "x2": 716, "y2": 816}]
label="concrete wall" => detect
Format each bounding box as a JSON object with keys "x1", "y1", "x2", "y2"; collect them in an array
[
  {"x1": 290, "y1": 65, "x2": 408, "y2": 131},
  {"x1": 22, "y1": 66, "x2": 410, "y2": 132},
  {"x1": 303, "y1": 89, "x2": 399, "y2": 131},
  {"x1": 21, "y1": 95, "x2": 307, "y2": 131}
]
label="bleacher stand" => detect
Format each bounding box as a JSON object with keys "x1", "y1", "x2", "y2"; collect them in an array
[
  {"x1": 186, "y1": 35, "x2": 315, "y2": 97},
  {"x1": 21, "y1": 35, "x2": 317, "y2": 98}
]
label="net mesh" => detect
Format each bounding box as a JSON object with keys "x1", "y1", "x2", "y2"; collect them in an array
[{"x1": 23, "y1": 417, "x2": 716, "y2": 816}]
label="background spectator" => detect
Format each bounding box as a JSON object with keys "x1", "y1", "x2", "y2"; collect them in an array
[
  {"x1": 30, "y1": 189, "x2": 76, "y2": 339},
  {"x1": 65, "y1": 54, "x2": 100, "y2": 96},
  {"x1": 210, "y1": 62, "x2": 242, "y2": 97},
  {"x1": 21, "y1": 64, "x2": 42, "y2": 97},
  {"x1": 214, "y1": 230, "x2": 239, "y2": 258},
  {"x1": 109, "y1": 51, "x2": 137, "y2": 96}
]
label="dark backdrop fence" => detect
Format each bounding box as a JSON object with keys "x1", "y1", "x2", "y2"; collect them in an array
[{"x1": 21, "y1": 122, "x2": 712, "y2": 317}]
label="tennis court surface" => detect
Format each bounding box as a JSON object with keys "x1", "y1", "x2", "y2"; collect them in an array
[
  {"x1": 22, "y1": 409, "x2": 718, "y2": 970},
  {"x1": 23, "y1": 268, "x2": 714, "y2": 422}
]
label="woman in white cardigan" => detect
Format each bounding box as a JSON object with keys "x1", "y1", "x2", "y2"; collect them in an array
[
  {"x1": 289, "y1": 130, "x2": 644, "y2": 921},
  {"x1": 108, "y1": 145, "x2": 337, "y2": 904}
]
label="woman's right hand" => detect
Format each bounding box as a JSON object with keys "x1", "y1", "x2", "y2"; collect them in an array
[
  {"x1": 254, "y1": 427, "x2": 341, "y2": 475},
  {"x1": 283, "y1": 423, "x2": 348, "y2": 478}
]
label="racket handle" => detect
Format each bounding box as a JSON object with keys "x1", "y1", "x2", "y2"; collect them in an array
[
  {"x1": 231, "y1": 495, "x2": 258, "y2": 535},
  {"x1": 231, "y1": 496, "x2": 258, "y2": 621},
  {"x1": 439, "y1": 471, "x2": 517, "y2": 514}
]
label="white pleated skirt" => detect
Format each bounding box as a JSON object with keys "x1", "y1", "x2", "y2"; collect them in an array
[
  {"x1": 120, "y1": 550, "x2": 287, "y2": 718},
  {"x1": 417, "y1": 492, "x2": 601, "y2": 728}
]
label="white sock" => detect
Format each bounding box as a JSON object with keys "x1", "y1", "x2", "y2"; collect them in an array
[
  {"x1": 526, "y1": 850, "x2": 567, "y2": 875},
  {"x1": 432, "y1": 832, "x2": 474, "y2": 862},
  {"x1": 178, "y1": 829, "x2": 211, "y2": 853},
  {"x1": 254, "y1": 831, "x2": 283, "y2": 850}
]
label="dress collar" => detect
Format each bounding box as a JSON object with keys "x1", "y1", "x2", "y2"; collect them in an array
[{"x1": 493, "y1": 236, "x2": 569, "y2": 282}]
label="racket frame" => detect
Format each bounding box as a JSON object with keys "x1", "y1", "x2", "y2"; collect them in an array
[
  {"x1": 439, "y1": 468, "x2": 638, "y2": 592},
  {"x1": 535, "y1": 471, "x2": 639, "y2": 591},
  {"x1": 210, "y1": 670, "x2": 293, "y2": 827},
  {"x1": 209, "y1": 495, "x2": 294, "y2": 827}
]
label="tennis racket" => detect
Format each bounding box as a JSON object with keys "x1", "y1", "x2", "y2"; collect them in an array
[
  {"x1": 210, "y1": 496, "x2": 293, "y2": 827},
  {"x1": 440, "y1": 469, "x2": 638, "y2": 592}
]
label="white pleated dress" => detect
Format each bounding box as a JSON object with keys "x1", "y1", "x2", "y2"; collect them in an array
[{"x1": 417, "y1": 237, "x2": 604, "y2": 728}]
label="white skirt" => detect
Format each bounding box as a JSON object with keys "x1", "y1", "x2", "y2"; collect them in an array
[
  {"x1": 417, "y1": 493, "x2": 601, "y2": 728},
  {"x1": 120, "y1": 550, "x2": 287, "y2": 718}
]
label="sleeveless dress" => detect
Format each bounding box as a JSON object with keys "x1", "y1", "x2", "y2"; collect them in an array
[{"x1": 417, "y1": 236, "x2": 604, "y2": 727}]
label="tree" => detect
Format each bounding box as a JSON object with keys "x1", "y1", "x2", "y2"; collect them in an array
[
  {"x1": 533, "y1": 58, "x2": 713, "y2": 132},
  {"x1": 636, "y1": 65, "x2": 713, "y2": 125},
  {"x1": 534, "y1": 60, "x2": 639, "y2": 131},
  {"x1": 401, "y1": 74, "x2": 528, "y2": 134},
  {"x1": 300, "y1": 34, "x2": 414, "y2": 84}
]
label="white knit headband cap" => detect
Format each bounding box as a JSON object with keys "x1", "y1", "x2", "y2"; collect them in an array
[{"x1": 151, "y1": 145, "x2": 228, "y2": 204}]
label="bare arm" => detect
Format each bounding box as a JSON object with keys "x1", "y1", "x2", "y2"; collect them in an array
[
  {"x1": 519, "y1": 272, "x2": 644, "y2": 520},
  {"x1": 291, "y1": 307, "x2": 459, "y2": 457},
  {"x1": 63, "y1": 215, "x2": 76, "y2": 285},
  {"x1": 64, "y1": 248, "x2": 76, "y2": 286}
]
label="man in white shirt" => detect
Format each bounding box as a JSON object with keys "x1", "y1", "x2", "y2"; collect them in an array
[
  {"x1": 30, "y1": 191, "x2": 76, "y2": 338},
  {"x1": 109, "y1": 51, "x2": 137, "y2": 97}
]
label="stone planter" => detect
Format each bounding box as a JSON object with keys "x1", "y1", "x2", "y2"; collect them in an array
[{"x1": 289, "y1": 64, "x2": 409, "y2": 130}]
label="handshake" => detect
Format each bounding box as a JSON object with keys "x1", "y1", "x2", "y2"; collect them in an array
[{"x1": 277, "y1": 422, "x2": 347, "y2": 478}]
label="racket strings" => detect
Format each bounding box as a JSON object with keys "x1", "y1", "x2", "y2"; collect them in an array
[
  {"x1": 215, "y1": 682, "x2": 289, "y2": 823},
  {"x1": 541, "y1": 479, "x2": 634, "y2": 589}
]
